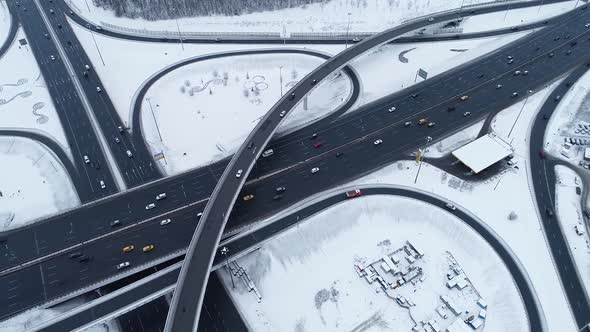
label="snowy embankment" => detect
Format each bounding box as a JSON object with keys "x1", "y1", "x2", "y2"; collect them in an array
[
  {"x1": 554, "y1": 165, "x2": 590, "y2": 297},
  {"x1": 0, "y1": 28, "x2": 71, "y2": 157},
  {"x1": 0, "y1": 3, "x2": 10, "y2": 47},
  {"x1": 219, "y1": 195, "x2": 527, "y2": 332},
  {"x1": 0, "y1": 137, "x2": 78, "y2": 232},
  {"x1": 140, "y1": 53, "x2": 351, "y2": 175},
  {"x1": 67, "y1": 0, "x2": 575, "y2": 35},
  {"x1": 0, "y1": 297, "x2": 119, "y2": 332}
]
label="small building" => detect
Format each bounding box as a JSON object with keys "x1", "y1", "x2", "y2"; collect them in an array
[
  {"x1": 452, "y1": 133, "x2": 514, "y2": 173},
  {"x1": 441, "y1": 295, "x2": 461, "y2": 316},
  {"x1": 406, "y1": 240, "x2": 424, "y2": 258},
  {"x1": 446, "y1": 273, "x2": 466, "y2": 289},
  {"x1": 428, "y1": 319, "x2": 442, "y2": 332},
  {"x1": 468, "y1": 318, "x2": 483, "y2": 329},
  {"x1": 456, "y1": 278, "x2": 469, "y2": 290},
  {"x1": 478, "y1": 309, "x2": 487, "y2": 319},
  {"x1": 381, "y1": 261, "x2": 391, "y2": 273},
  {"x1": 477, "y1": 298, "x2": 488, "y2": 309},
  {"x1": 585, "y1": 147, "x2": 590, "y2": 161}
]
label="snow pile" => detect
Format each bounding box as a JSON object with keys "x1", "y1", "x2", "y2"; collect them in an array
[
  {"x1": 219, "y1": 195, "x2": 527, "y2": 331},
  {"x1": 349, "y1": 33, "x2": 526, "y2": 109},
  {"x1": 0, "y1": 28, "x2": 71, "y2": 156},
  {"x1": 554, "y1": 166, "x2": 590, "y2": 295},
  {"x1": 427, "y1": 119, "x2": 484, "y2": 158},
  {"x1": 141, "y1": 53, "x2": 351, "y2": 174},
  {"x1": 0, "y1": 137, "x2": 79, "y2": 231}
]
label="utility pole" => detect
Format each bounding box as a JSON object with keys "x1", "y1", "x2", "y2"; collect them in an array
[
  {"x1": 221, "y1": 247, "x2": 235, "y2": 289},
  {"x1": 279, "y1": 66, "x2": 283, "y2": 97},
  {"x1": 146, "y1": 98, "x2": 163, "y2": 142},
  {"x1": 171, "y1": 7, "x2": 183, "y2": 50},
  {"x1": 345, "y1": 12, "x2": 352, "y2": 49}
]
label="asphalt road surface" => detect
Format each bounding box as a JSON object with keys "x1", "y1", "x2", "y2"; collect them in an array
[
  {"x1": 3, "y1": 3, "x2": 590, "y2": 321},
  {"x1": 167, "y1": 3, "x2": 590, "y2": 330}
]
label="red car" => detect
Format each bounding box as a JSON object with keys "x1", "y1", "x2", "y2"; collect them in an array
[
  {"x1": 539, "y1": 151, "x2": 545, "y2": 159},
  {"x1": 313, "y1": 142, "x2": 323, "y2": 148},
  {"x1": 346, "y1": 189, "x2": 362, "y2": 198}
]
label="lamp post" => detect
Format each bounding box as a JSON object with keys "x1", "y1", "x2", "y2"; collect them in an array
[
  {"x1": 220, "y1": 247, "x2": 235, "y2": 289},
  {"x1": 279, "y1": 66, "x2": 284, "y2": 97},
  {"x1": 171, "y1": 7, "x2": 184, "y2": 51},
  {"x1": 345, "y1": 12, "x2": 352, "y2": 49}
]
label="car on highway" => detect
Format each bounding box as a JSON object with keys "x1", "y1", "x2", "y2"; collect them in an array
[
  {"x1": 428, "y1": 17, "x2": 435, "y2": 22},
  {"x1": 463, "y1": 112, "x2": 471, "y2": 117},
  {"x1": 197, "y1": 212, "x2": 203, "y2": 218},
  {"x1": 352, "y1": 37, "x2": 361, "y2": 42},
  {"x1": 143, "y1": 245, "x2": 155, "y2": 252},
  {"x1": 96, "y1": 87, "x2": 102, "y2": 92},
  {"x1": 145, "y1": 203, "x2": 156, "y2": 210},
  {"x1": 110, "y1": 220, "x2": 121, "y2": 227},
  {"x1": 411, "y1": 93, "x2": 419, "y2": 99},
  {"x1": 508, "y1": 59, "x2": 514, "y2": 64},
  {"x1": 374, "y1": 139, "x2": 383, "y2": 145},
  {"x1": 388, "y1": 106, "x2": 396, "y2": 113},
  {"x1": 243, "y1": 194, "x2": 255, "y2": 201},
  {"x1": 428, "y1": 122, "x2": 435, "y2": 127},
  {"x1": 279, "y1": 110, "x2": 287, "y2": 117},
  {"x1": 554, "y1": 95, "x2": 561, "y2": 101},
  {"x1": 84, "y1": 155, "x2": 90, "y2": 164},
  {"x1": 276, "y1": 186, "x2": 286, "y2": 193},
  {"x1": 313, "y1": 142, "x2": 323, "y2": 148},
  {"x1": 50, "y1": 55, "x2": 55, "y2": 61},
  {"x1": 511, "y1": 92, "x2": 518, "y2": 98},
  {"x1": 404, "y1": 121, "x2": 412, "y2": 127},
  {"x1": 100, "y1": 180, "x2": 106, "y2": 189},
  {"x1": 289, "y1": 93, "x2": 295, "y2": 100},
  {"x1": 566, "y1": 49, "x2": 572, "y2": 55},
  {"x1": 126, "y1": 150, "x2": 133, "y2": 157},
  {"x1": 496, "y1": 84, "x2": 503, "y2": 89},
  {"x1": 117, "y1": 262, "x2": 130, "y2": 270},
  {"x1": 445, "y1": 203, "x2": 456, "y2": 210},
  {"x1": 418, "y1": 118, "x2": 427, "y2": 125},
  {"x1": 96, "y1": 26, "x2": 102, "y2": 31},
  {"x1": 262, "y1": 149, "x2": 274, "y2": 157},
  {"x1": 311, "y1": 133, "x2": 318, "y2": 139},
  {"x1": 156, "y1": 193, "x2": 167, "y2": 200},
  {"x1": 160, "y1": 218, "x2": 171, "y2": 225},
  {"x1": 235, "y1": 169, "x2": 243, "y2": 178},
  {"x1": 44, "y1": 33, "x2": 49, "y2": 39},
  {"x1": 78, "y1": 255, "x2": 91, "y2": 263},
  {"x1": 543, "y1": 114, "x2": 550, "y2": 120},
  {"x1": 523, "y1": 70, "x2": 529, "y2": 76},
  {"x1": 114, "y1": 137, "x2": 120, "y2": 143},
  {"x1": 346, "y1": 189, "x2": 362, "y2": 198},
  {"x1": 447, "y1": 105, "x2": 455, "y2": 111},
  {"x1": 122, "y1": 245, "x2": 134, "y2": 253},
  {"x1": 336, "y1": 152, "x2": 344, "y2": 157},
  {"x1": 49, "y1": 9, "x2": 54, "y2": 14},
  {"x1": 426, "y1": 136, "x2": 433, "y2": 142},
  {"x1": 311, "y1": 167, "x2": 320, "y2": 174},
  {"x1": 513, "y1": 70, "x2": 521, "y2": 76},
  {"x1": 273, "y1": 194, "x2": 283, "y2": 200},
  {"x1": 311, "y1": 79, "x2": 318, "y2": 85},
  {"x1": 545, "y1": 207, "x2": 554, "y2": 217},
  {"x1": 586, "y1": 23, "x2": 590, "y2": 28},
  {"x1": 507, "y1": 55, "x2": 513, "y2": 60},
  {"x1": 549, "y1": 52, "x2": 555, "y2": 58},
  {"x1": 118, "y1": 126, "x2": 125, "y2": 132}
]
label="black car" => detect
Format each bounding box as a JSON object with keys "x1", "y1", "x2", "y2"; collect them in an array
[
  {"x1": 78, "y1": 255, "x2": 91, "y2": 263},
  {"x1": 69, "y1": 252, "x2": 83, "y2": 259},
  {"x1": 447, "y1": 105, "x2": 456, "y2": 111},
  {"x1": 336, "y1": 152, "x2": 343, "y2": 157},
  {"x1": 273, "y1": 194, "x2": 283, "y2": 200},
  {"x1": 545, "y1": 207, "x2": 554, "y2": 217}
]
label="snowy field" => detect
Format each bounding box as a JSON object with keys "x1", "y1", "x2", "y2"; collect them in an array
[
  {"x1": 0, "y1": 137, "x2": 79, "y2": 232},
  {"x1": 141, "y1": 53, "x2": 351, "y2": 174},
  {"x1": 0, "y1": 296, "x2": 119, "y2": 332},
  {"x1": 349, "y1": 33, "x2": 527, "y2": 109},
  {"x1": 67, "y1": 0, "x2": 576, "y2": 35},
  {"x1": 219, "y1": 195, "x2": 527, "y2": 332},
  {"x1": 0, "y1": 28, "x2": 71, "y2": 156},
  {"x1": 554, "y1": 165, "x2": 590, "y2": 297},
  {"x1": 0, "y1": 1, "x2": 10, "y2": 48}
]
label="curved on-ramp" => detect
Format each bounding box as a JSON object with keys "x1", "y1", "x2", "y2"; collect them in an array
[
  {"x1": 130, "y1": 48, "x2": 361, "y2": 159},
  {"x1": 165, "y1": 1, "x2": 582, "y2": 330},
  {"x1": 28, "y1": 185, "x2": 544, "y2": 332}
]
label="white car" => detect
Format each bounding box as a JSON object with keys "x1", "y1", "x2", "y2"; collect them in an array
[
  {"x1": 117, "y1": 261, "x2": 130, "y2": 269},
  {"x1": 100, "y1": 180, "x2": 106, "y2": 189},
  {"x1": 114, "y1": 137, "x2": 121, "y2": 143},
  {"x1": 197, "y1": 212, "x2": 203, "y2": 218},
  {"x1": 236, "y1": 169, "x2": 243, "y2": 178},
  {"x1": 262, "y1": 149, "x2": 274, "y2": 158},
  {"x1": 463, "y1": 112, "x2": 471, "y2": 117},
  {"x1": 374, "y1": 139, "x2": 383, "y2": 145},
  {"x1": 160, "y1": 218, "x2": 171, "y2": 226},
  {"x1": 156, "y1": 193, "x2": 167, "y2": 200},
  {"x1": 311, "y1": 167, "x2": 320, "y2": 174},
  {"x1": 445, "y1": 203, "x2": 456, "y2": 211},
  {"x1": 428, "y1": 17, "x2": 434, "y2": 22},
  {"x1": 126, "y1": 150, "x2": 133, "y2": 157},
  {"x1": 96, "y1": 86, "x2": 101, "y2": 92},
  {"x1": 145, "y1": 203, "x2": 156, "y2": 210},
  {"x1": 50, "y1": 55, "x2": 55, "y2": 60},
  {"x1": 388, "y1": 107, "x2": 396, "y2": 113},
  {"x1": 83, "y1": 155, "x2": 90, "y2": 164},
  {"x1": 279, "y1": 110, "x2": 287, "y2": 117},
  {"x1": 496, "y1": 84, "x2": 503, "y2": 89}
]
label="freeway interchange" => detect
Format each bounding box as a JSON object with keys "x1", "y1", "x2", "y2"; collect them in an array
[{"x1": 2, "y1": 0, "x2": 590, "y2": 330}]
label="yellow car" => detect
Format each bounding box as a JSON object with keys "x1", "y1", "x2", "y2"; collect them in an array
[
  {"x1": 418, "y1": 118, "x2": 427, "y2": 125},
  {"x1": 122, "y1": 245, "x2": 134, "y2": 253},
  {"x1": 243, "y1": 194, "x2": 255, "y2": 201},
  {"x1": 143, "y1": 244, "x2": 155, "y2": 252}
]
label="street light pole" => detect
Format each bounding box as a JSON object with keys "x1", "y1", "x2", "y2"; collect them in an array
[
  {"x1": 146, "y1": 98, "x2": 163, "y2": 142},
  {"x1": 171, "y1": 8, "x2": 184, "y2": 50},
  {"x1": 345, "y1": 12, "x2": 352, "y2": 49},
  {"x1": 220, "y1": 247, "x2": 235, "y2": 289},
  {"x1": 279, "y1": 66, "x2": 283, "y2": 97}
]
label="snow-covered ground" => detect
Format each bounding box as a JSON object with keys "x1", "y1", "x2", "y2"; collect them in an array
[
  {"x1": 545, "y1": 67, "x2": 590, "y2": 169},
  {"x1": 426, "y1": 119, "x2": 484, "y2": 158},
  {"x1": 0, "y1": 296, "x2": 119, "y2": 332},
  {"x1": 0, "y1": 28, "x2": 71, "y2": 157},
  {"x1": 219, "y1": 195, "x2": 527, "y2": 331},
  {"x1": 141, "y1": 53, "x2": 351, "y2": 174},
  {"x1": 0, "y1": 1, "x2": 10, "y2": 48},
  {"x1": 67, "y1": 0, "x2": 576, "y2": 35},
  {"x1": 0, "y1": 136, "x2": 79, "y2": 231},
  {"x1": 554, "y1": 165, "x2": 590, "y2": 296},
  {"x1": 349, "y1": 33, "x2": 527, "y2": 109}
]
